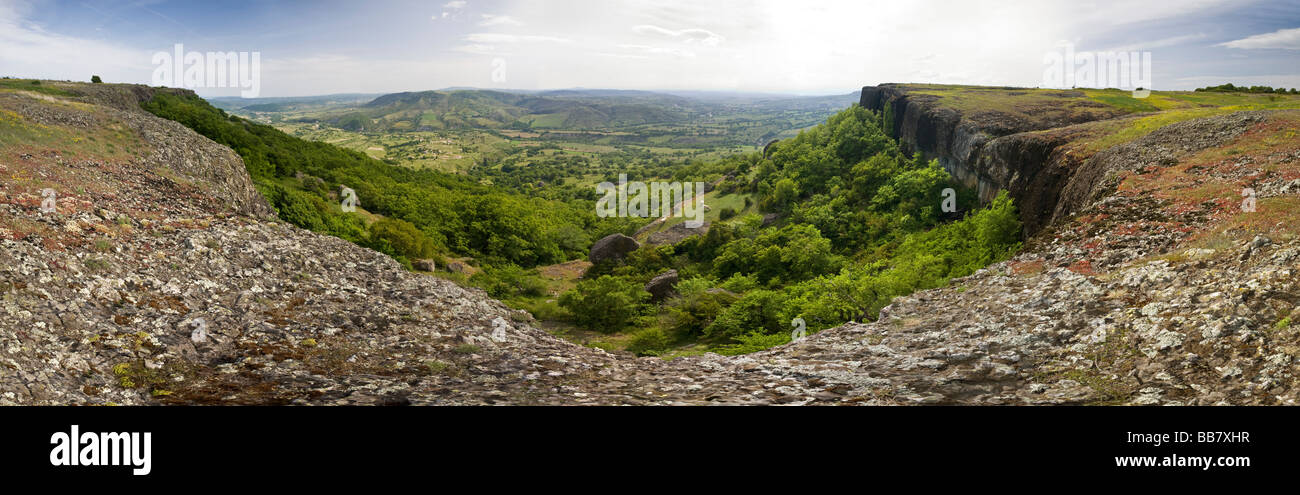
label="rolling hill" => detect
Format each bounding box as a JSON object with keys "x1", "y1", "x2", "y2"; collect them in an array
[{"x1": 261, "y1": 88, "x2": 857, "y2": 133}]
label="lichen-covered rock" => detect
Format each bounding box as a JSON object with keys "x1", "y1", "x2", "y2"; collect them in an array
[
  {"x1": 645, "y1": 221, "x2": 707, "y2": 246},
  {"x1": 644, "y1": 270, "x2": 679, "y2": 302},
  {"x1": 445, "y1": 260, "x2": 476, "y2": 275}
]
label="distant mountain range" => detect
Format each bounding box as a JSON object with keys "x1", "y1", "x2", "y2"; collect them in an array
[
  {"x1": 209, "y1": 93, "x2": 381, "y2": 113},
  {"x1": 349, "y1": 89, "x2": 685, "y2": 130},
  {"x1": 214, "y1": 88, "x2": 859, "y2": 133}
]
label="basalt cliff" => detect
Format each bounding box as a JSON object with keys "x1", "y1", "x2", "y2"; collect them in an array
[{"x1": 2, "y1": 81, "x2": 1299, "y2": 405}]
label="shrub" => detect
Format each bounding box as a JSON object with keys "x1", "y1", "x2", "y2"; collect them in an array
[
  {"x1": 515, "y1": 298, "x2": 568, "y2": 321},
  {"x1": 626, "y1": 327, "x2": 673, "y2": 356},
  {"x1": 703, "y1": 289, "x2": 788, "y2": 341},
  {"x1": 713, "y1": 223, "x2": 839, "y2": 284},
  {"x1": 662, "y1": 281, "x2": 739, "y2": 338},
  {"x1": 620, "y1": 244, "x2": 676, "y2": 276},
  {"x1": 470, "y1": 264, "x2": 547, "y2": 299},
  {"x1": 91, "y1": 75, "x2": 103, "y2": 83},
  {"x1": 718, "y1": 273, "x2": 758, "y2": 293},
  {"x1": 453, "y1": 344, "x2": 481, "y2": 354},
  {"x1": 366, "y1": 218, "x2": 440, "y2": 262},
  {"x1": 558, "y1": 275, "x2": 648, "y2": 332},
  {"x1": 713, "y1": 331, "x2": 791, "y2": 356}
]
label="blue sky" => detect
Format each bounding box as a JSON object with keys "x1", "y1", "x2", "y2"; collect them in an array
[{"x1": 1, "y1": 0, "x2": 1298, "y2": 97}]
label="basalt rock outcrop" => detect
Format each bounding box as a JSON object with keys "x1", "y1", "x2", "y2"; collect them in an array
[
  {"x1": 644, "y1": 269, "x2": 679, "y2": 303},
  {"x1": 1051, "y1": 111, "x2": 1266, "y2": 222},
  {"x1": 589, "y1": 233, "x2": 640, "y2": 264},
  {"x1": 645, "y1": 221, "x2": 709, "y2": 246},
  {"x1": 861, "y1": 84, "x2": 1130, "y2": 235}
]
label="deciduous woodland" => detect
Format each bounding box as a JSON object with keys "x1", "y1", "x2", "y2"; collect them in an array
[{"x1": 145, "y1": 91, "x2": 1021, "y2": 356}]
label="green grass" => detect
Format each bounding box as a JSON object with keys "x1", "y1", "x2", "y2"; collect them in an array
[
  {"x1": 641, "y1": 189, "x2": 756, "y2": 235},
  {"x1": 452, "y1": 344, "x2": 482, "y2": 354},
  {"x1": 84, "y1": 258, "x2": 111, "y2": 271},
  {"x1": 525, "y1": 113, "x2": 568, "y2": 128},
  {"x1": 1076, "y1": 96, "x2": 1300, "y2": 155},
  {"x1": 0, "y1": 78, "x2": 78, "y2": 97},
  {"x1": 1081, "y1": 108, "x2": 1229, "y2": 153},
  {"x1": 1081, "y1": 89, "x2": 1163, "y2": 112},
  {"x1": 898, "y1": 84, "x2": 1300, "y2": 141},
  {"x1": 0, "y1": 102, "x2": 143, "y2": 162},
  {"x1": 1164, "y1": 91, "x2": 1300, "y2": 109},
  {"x1": 903, "y1": 84, "x2": 1131, "y2": 124}
]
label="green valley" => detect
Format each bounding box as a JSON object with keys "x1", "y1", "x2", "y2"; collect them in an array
[
  {"x1": 164, "y1": 86, "x2": 1020, "y2": 357},
  {"x1": 147, "y1": 82, "x2": 1300, "y2": 360}
]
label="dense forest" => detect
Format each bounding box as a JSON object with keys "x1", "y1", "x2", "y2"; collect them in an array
[
  {"x1": 537, "y1": 106, "x2": 1023, "y2": 355},
  {"x1": 142, "y1": 92, "x2": 641, "y2": 269}
]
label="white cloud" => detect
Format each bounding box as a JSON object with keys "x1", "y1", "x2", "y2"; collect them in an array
[
  {"x1": 1218, "y1": 27, "x2": 1300, "y2": 50},
  {"x1": 432, "y1": 1, "x2": 468, "y2": 21},
  {"x1": 480, "y1": 14, "x2": 523, "y2": 27},
  {"x1": 253, "y1": 53, "x2": 490, "y2": 96},
  {"x1": 632, "y1": 25, "x2": 724, "y2": 46},
  {"x1": 0, "y1": 2, "x2": 153, "y2": 84},
  {"x1": 452, "y1": 44, "x2": 498, "y2": 55},
  {"x1": 590, "y1": 51, "x2": 651, "y2": 60},
  {"x1": 464, "y1": 33, "x2": 570, "y2": 44},
  {"x1": 6, "y1": 0, "x2": 1290, "y2": 96},
  {"x1": 616, "y1": 44, "x2": 696, "y2": 58},
  {"x1": 1105, "y1": 32, "x2": 1209, "y2": 52}
]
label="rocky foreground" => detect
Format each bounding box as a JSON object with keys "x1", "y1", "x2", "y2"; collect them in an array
[{"x1": 2, "y1": 83, "x2": 1299, "y2": 405}]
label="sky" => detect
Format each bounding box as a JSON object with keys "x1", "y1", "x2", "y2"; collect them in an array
[{"x1": 0, "y1": 0, "x2": 1298, "y2": 97}]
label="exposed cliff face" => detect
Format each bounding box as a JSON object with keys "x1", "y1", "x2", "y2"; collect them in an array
[
  {"x1": 863, "y1": 85, "x2": 1273, "y2": 237},
  {"x1": 861, "y1": 84, "x2": 1127, "y2": 234}
]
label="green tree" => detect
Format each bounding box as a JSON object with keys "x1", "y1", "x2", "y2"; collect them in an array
[
  {"x1": 141, "y1": 91, "x2": 621, "y2": 269},
  {"x1": 703, "y1": 289, "x2": 788, "y2": 341},
  {"x1": 559, "y1": 276, "x2": 648, "y2": 332},
  {"x1": 366, "y1": 218, "x2": 439, "y2": 262},
  {"x1": 661, "y1": 277, "x2": 739, "y2": 338},
  {"x1": 767, "y1": 177, "x2": 799, "y2": 211}
]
